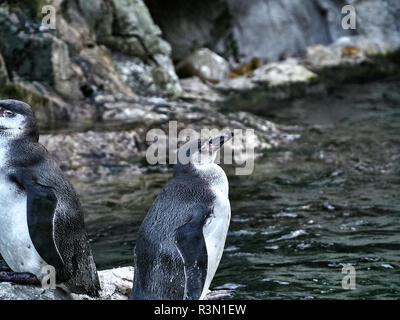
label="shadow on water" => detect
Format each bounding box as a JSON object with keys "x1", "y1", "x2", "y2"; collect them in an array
[{"x1": 73, "y1": 79, "x2": 400, "y2": 299}]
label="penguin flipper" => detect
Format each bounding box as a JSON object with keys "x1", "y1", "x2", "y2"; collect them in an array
[
  {"x1": 11, "y1": 170, "x2": 64, "y2": 270},
  {"x1": 175, "y1": 206, "x2": 210, "y2": 300}
]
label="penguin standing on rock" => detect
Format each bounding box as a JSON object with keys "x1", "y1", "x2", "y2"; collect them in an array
[
  {"x1": 131, "y1": 130, "x2": 233, "y2": 300},
  {"x1": 0, "y1": 100, "x2": 100, "y2": 297}
]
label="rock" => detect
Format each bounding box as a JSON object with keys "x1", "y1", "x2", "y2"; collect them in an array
[
  {"x1": 0, "y1": 3, "x2": 132, "y2": 124},
  {"x1": 145, "y1": 0, "x2": 400, "y2": 64},
  {"x1": 251, "y1": 58, "x2": 317, "y2": 87},
  {"x1": 78, "y1": 0, "x2": 182, "y2": 96},
  {"x1": 0, "y1": 282, "x2": 70, "y2": 300},
  {"x1": 354, "y1": 0, "x2": 400, "y2": 51},
  {"x1": 113, "y1": 52, "x2": 180, "y2": 96},
  {"x1": 215, "y1": 76, "x2": 256, "y2": 92},
  {"x1": 72, "y1": 267, "x2": 134, "y2": 300},
  {"x1": 305, "y1": 36, "x2": 400, "y2": 85},
  {"x1": 217, "y1": 58, "x2": 317, "y2": 92},
  {"x1": 0, "y1": 53, "x2": 8, "y2": 85},
  {"x1": 215, "y1": 58, "x2": 319, "y2": 112},
  {"x1": 0, "y1": 267, "x2": 234, "y2": 300},
  {"x1": 210, "y1": 59, "x2": 322, "y2": 117},
  {"x1": 180, "y1": 77, "x2": 225, "y2": 102},
  {"x1": 177, "y1": 48, "x2": 230, "y2": 83},
  {"x1": 38, "y1": 94, "x2": 287, "y2": 179},
  {"x1": 0, "y1": 0, "x2": 182, "y2": 130},
  {"x1": 45, "y1": 33, "x2": 83, "y2": 98},
  {"x1": 40, "y1": 130, "x2": 145, "y2": 180},
  {"x1": 145, "y1": 0, "x2": 353, "y2": 63}
]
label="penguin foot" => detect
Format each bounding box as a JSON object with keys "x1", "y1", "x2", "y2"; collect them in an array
[{"x1": 0, "y1": 271, "x2": 40, "y2": 286}]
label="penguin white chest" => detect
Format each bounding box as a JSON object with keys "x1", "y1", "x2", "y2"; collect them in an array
[
  {"x1": 0, "y1": 147, "x2": 47, "y2": 277},
  {"x1": 201, "y1": 182, "x2": 231, "y2": 299}
]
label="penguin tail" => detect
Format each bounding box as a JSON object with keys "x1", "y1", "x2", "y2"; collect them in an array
[{"x1": 65, "y1": 251, "x2": 101, "y2": 298}]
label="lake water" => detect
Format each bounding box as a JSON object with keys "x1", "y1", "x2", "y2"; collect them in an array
[{"x1": 74, "y1": 78, "x2": 400, "y2": 299}]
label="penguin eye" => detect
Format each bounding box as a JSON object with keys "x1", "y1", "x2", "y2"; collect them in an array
[{"x1": 4, "y1": 110, "x2": 15, "y2": 118}]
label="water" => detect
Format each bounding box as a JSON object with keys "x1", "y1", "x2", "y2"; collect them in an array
[{"x1": 73, "y1": 79, "x2": 400, "y2": 299}]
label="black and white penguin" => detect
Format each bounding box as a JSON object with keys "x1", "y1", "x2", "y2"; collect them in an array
[
  {"x1": 131, "y1": 130, "x2": 233, "y2": 300},
  {"x1": 0, "y1": 100, "x2": 100, "y2": 296}
]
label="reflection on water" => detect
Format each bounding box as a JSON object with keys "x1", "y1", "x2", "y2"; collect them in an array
[{"x1": 74, "y1": 79, "x2": 400, "y2": 299}]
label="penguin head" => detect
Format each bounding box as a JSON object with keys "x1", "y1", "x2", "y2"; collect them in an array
[
  {"x1": 175, "y1": 129, "x2": 233, "y2": 174},
  {"x1": 0, "y1": 100, "x2": 38, "y2": 141}
]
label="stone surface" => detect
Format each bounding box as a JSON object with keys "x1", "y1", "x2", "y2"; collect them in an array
[
  {"x1": 0, "y1": 53, "x2": 8, "y2": 85},
  {"x1": 176, "y1": 48, "x2": 230, "y2": 83},
  {"x1": 251, "y1": 59, "x2": 317, "y2": 86},
  {"x1": 145, "y1": 0, "x2": 353, "y2": 63},
  {"x1": 40, "y1": 130, "x2": 145, "y2": 180},
  {"x1": 145, "y1": 0, "x2": 400, "y2": 64},
  {"x1": 0, "y1": 0, "x2": 181, "y2": 128},
  {"x1": 78, "y1": 0, "x2": 182, "y2": 96},
  {"x1": 215, "y1": 58, "x2": 319, "y2": 103},
  {"x1": 180, "y1": 77, "x2": 225, "y2": 102},
  {"x1": 305, "y1": 36, "x2": 400, "y2": 85},
  {"x1": 0, "y1": 282, "x2": 70, "y2": 300},
  {"x1": 37, "y1": 93, "x2": 286, "y2": 180},
  {"x1": 0, "y1": 267, "x2": 234, "y2": 300}
]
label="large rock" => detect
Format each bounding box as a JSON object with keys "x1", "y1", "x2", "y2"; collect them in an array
[
  {"x1": 0, "y1": 2, "x2": 135, "y2": 126},
  {"x1": 40, "y1": 130, "x2": 145, "y2": 180},
  {"x1": 145, "y1": 0, "x2": 354, "y2": 63},
  {"x1": 305, "y1": 36, "x2": 400, "y2": 85},
  {"x1": 0, "y1": 0, "x2": 182, "y2": 129},
  {"x1": 145, "y1": 0, "x2": 400, "y2": 64},
  {"x1": 176, "y1": 48, "x2": 230, "y2": 83},
  {"x1": 215, "y1": 58, "x2": 319, "y2": 108},
  {"x1": 78, "y1": 0, "x2": 182, "y2": 96},
  {"x1": 0, "y1": 53, "x2": 8, "y2": 85}
]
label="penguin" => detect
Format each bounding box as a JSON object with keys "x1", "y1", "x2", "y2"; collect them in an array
[
  {"x1": 0, "y1": 100, "x2": 100, "y2": 297},
  {"x1": 131, "y1": 130, "x2": 233, "y2": 300}
]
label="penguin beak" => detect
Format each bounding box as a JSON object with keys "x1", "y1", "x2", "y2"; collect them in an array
[{"x1": 208, "y1": 129, "x2": 234, "y2": 152}]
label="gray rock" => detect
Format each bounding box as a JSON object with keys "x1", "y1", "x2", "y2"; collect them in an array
[
  {"x1": 354, "y1": 0, "x2": 400, "y2": 51},
  {"x1": 176, "y1": 48, "x2": 230, "y2": 83},
  {"x1": 305, "y1": 36, "x2": 400, "y2": 85},
  {"x1": 0, "y1": 267, "x2": 234, "y2": 300},
  {"x1": 0, "y1": 282, "x2": 70, "y2": 300},
  {"x1": 215, "y1": 58, "x2": 319, "y2": 107},
  {"x1": 78, "y1": 0, "x2": 182, "y2": 96},
  {"x1": 180, "y1": 77, "x2": 225, "y2": 102},
  {"x1": 145, "y1": 0, "x2": 353, "y2": 63},
  {"x1": 0, "y1": 53, "x2": 8, "y2": 85},
  {"x1": 145, "y1": 0, "x2": 400, "y2": 64},
  {"x1": 0, "y1": 2, "x2": 135, "y2": 124},
  {"x1": 306, "y1": 36, "x2": 394, "y2": 69},
  {"x1": 113, "y1": 52, "x2": 181, "y2": 96},
  {"x1": 40, "y1": 130, "x2": 145, "y2": 180},
  {"x1": 251, "y1": 59, "x2": 317, "y2": 86}
]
